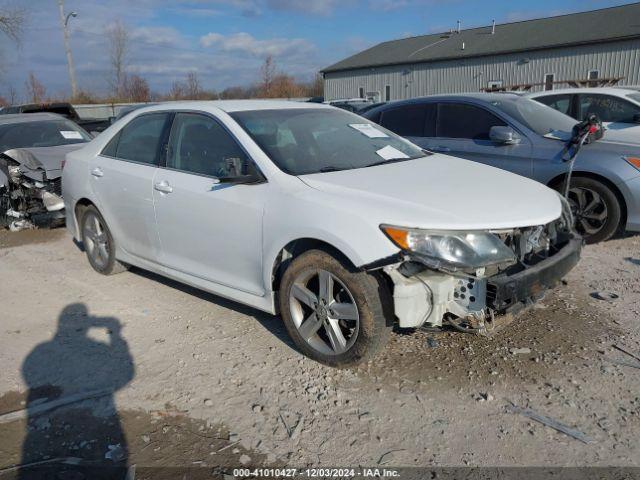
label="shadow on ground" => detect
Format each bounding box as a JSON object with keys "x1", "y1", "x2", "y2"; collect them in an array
[{"x1": 0, "y1": 303, "x2": 270, "y2": 479}]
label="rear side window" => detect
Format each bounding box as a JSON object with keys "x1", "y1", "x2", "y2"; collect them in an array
[
  {"x1": 577, "y1": 94, "x2": 640, "y2": 123},
  {"x1": 379, "y1": 103, "x2": 436, "y2": 137},
  {"x1": 535, "y1": 94, "x2": 573, "y2": 116},
  {"x1": 436, "y1": 103, "x2": 506, "y2": 140},
  {"x1": 103, "y1": 113, "x2": 170, "y2": 165}
]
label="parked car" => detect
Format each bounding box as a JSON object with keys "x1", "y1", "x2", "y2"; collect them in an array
[
  {"x1": 63, "y1": 101, "x2": 580, "y2": 366},
  {"x1": 110, "y1": 103, "x2": 158, "y2": 124},
  {"x1": 1, "y1": 102, "x2": 111, "y2": 134},
  {"x1": 0, "y1": 113, "x2": 91, "y2": 230},
  {"x1": 324, "y1": 98, "x2": 374, "y2": 113},
  {"x1": 527, "y1": 88, "x2": 640, "y2": 144},
  {"x1": 364, "y1": 94, "x2": 640, "y2": 243}
]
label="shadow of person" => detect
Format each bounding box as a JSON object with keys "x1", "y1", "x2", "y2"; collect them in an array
[{"x1": 18, "y1": 303, "x2": 134, "y2": 479}]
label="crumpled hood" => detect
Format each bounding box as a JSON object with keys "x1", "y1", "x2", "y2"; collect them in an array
[
  {"x1": 2, "y1": 144, "x2": 86, "y2": 179},
  {"x1": 299, "y1": 154, "x2": 562, "y2": 231}
]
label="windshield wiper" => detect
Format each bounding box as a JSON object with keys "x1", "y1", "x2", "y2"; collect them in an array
[
  {"x1": 364, "y1": 158, "x2": 411, "y2": 168},
  {"x1": 318, "y1": 166, "x2": 347, "y2": 172}
]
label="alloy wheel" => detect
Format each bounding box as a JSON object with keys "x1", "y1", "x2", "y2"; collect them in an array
[
  {"x1": 83, "y1": 212, "x2": 110, "y2": 270},
  {"x1": 568, "y1": 186, "x2": 608, "y2": 237},
  {"x1": 289, "y1": 269, "x2": 360, "y2": 356}
]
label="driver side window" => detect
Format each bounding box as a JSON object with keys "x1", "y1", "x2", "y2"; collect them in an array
[{"x1": 167, "y1": 113, "x2": 249, "y2": 178}]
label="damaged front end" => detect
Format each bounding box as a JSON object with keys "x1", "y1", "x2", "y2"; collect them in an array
[
  {"x1": 377, "y1": 201, "x2": 581, "y2": 334},
  {"x1": 0, "y1": 149, "x2": 65, "y2": 231}
]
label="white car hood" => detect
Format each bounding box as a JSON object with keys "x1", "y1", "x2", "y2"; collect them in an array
[{"x1": 299, "y1": 154, "x2": 562, "y2": 231}]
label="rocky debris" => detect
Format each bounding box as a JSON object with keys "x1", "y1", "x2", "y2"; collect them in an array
[
  {"x1": 104, "y1": 444, "x2": 126, "y2": 462},
  {"x1": 510, "y1": 347, "x2": 532, "y2": 355},
  {"x1": 203, "y1": 398, "x2": 213, "y2": 407},
  {"x1": 591, "y1": 291, "x2": 619, "y2": 301},
  {"x1": 507, "y1": 404, "x2": 594, "y2": 444}
]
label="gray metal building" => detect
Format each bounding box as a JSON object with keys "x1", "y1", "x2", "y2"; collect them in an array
[{"x1": 321, "y1": 3, "x2": 640, "y2": 101}]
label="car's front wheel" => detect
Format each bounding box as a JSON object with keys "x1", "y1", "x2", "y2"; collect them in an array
[
  {"x1": 80, "y1": 205, "x2": 128, "y2": 275},
  {"x1": 562, "y1": 177, "x2": 622, "y2": 244},
  {"x1": 279, "y1": 249, "x2": 392, "y2": 367}
]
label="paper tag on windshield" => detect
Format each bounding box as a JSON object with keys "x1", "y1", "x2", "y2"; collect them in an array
[
  {"x1": 376, "y1": 145, "x2": 410, "y2": 160},
  {"x1": 60, "y1": 130, "x2": 83, "y2": 140},
  {"x1": 349, "y1": 123, "x2": 388, "y2": 138}
]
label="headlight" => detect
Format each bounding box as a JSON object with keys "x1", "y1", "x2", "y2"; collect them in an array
[{"x1": 381, "y1": 225, "x2": 516, "y2": 271}]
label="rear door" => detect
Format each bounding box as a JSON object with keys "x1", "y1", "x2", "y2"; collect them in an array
[
  {"x1": 152, "y1": 112, "x2": 267, "y2": 296},
  {"x1": 533, "y1": 93, "x2": 576, "y2": 119},
  {"x1": 376, "y1": 102, "x2": 436, "y2": 146},
  {"x1": 576, "y1": 93, "x2": 640, "y2": 139},
  {"x1": 423, "y1": 102, "x2": 533, "y2": 177},
  {"x1": 90, "y1": 112, "x2": 171, "y2": 262}
]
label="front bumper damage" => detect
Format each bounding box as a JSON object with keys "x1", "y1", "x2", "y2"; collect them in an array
[
  {"x1": 0, "y1": 149, "x2": 65, "y2": 231},
  {"x1": 379, "y1": 226, "x2": 582, "y2": 333}
]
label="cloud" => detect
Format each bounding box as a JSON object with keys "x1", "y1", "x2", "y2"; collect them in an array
[
  {"x1": 264, "y1": 0, "x2": 344, "y2": 15},
  {"x1": 369, "y1": 0, "x2": 409, "y2": 11},
  {"x1": 200, "y1": 32, "x2": 315, "y2": 58}
]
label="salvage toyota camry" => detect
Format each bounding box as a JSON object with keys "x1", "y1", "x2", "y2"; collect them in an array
[{"x1": 63, "y1": 101, "x2": 581, "y2": 366}]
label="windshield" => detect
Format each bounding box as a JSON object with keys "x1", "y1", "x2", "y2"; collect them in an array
[
  {"x1": 0, "y1": 119, "x2": 90, "y2": 151},
  {"x1": 628, "y1": 93, "x2": 640, "y2": 104},
  {"x1": 231, "y1": 108, "x2": 426, "y2": 175},
  {"x1": 490, "y1": 97, "x2": 577, "y2": 137}
]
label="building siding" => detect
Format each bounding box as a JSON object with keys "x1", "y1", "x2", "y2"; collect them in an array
[{"x1": 324, "y1": 38, "x2": 640, "y2": 101}]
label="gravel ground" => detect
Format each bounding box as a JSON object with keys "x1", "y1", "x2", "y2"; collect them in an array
[{"x1": 0, "y1": 228, "x2": 639, "y2": 472}]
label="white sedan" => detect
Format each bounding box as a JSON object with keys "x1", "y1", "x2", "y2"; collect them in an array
[
  {"x1": 62, "y1": 101, "x2": 581, "y2": 366},
  {"x1": 528, "y1": 87, "x2": 640, "y2": 144}
]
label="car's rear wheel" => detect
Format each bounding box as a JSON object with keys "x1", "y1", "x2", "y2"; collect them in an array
[
  {"x1": 563, "y1": 177, "x2": 622, "y2": 244},
  {"x1": 279, "y1": 249, "x2": 392, "y2": 367},
  {"x1": 80, "y1": 206, "x2": 128, "y2": 275}
]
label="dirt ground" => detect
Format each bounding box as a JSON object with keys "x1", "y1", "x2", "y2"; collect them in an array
[{"x1": 0, "y1": 227, "x2": 639, "y2": 474}]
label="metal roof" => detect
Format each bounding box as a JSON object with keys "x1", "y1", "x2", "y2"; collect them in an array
[{"x1": 322, "y1": 3, "x2": 640, "y2": 74}]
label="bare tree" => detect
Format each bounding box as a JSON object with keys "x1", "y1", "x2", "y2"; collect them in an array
[
  {"x1": 122, "y1": 74, "x2": 150, "y2": 102},
  {"x1": 0, "y1": 5, "x2": 25, "y2": 43},
  {"x1": 185, "y1": 71, "x2": 201, "y2": 99},
  {"x1": 106, "y1": 20, "x2": 129, "y2": 98},
  {"x1": 25, "y1": 72, "x2": 46, "y2": 103},
  {"x1": 259, "y1": 55, "x2": 276, "y2": 97},
  {"x1": 6, "y1": 84, "x2": 18, "y2": 105},
  {"x1": 168, "y1": 80, "x2": 186, "y2": 100}
]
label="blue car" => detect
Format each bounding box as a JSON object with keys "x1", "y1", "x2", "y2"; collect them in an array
[{"x1": 364, "y1": 94, "x2": 640, "y2": 243}]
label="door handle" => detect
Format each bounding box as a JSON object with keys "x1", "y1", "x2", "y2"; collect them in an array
[
  {"x1": 154, "y1": 181, "x2": 173, "y2": 194},
  {"x1": 91, "y1": 167, "x2": 104, "y2": 177},
  {"x1": 431, "y1": 146, "x2": 451, "y2": 152}
]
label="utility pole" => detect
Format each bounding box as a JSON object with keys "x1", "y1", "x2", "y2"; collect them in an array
[{"x1": 57, "y1": 0, "x2": 78, "y2": 98}]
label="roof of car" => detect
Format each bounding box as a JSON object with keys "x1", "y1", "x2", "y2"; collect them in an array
[
  {"x1": 376, "y1": 93, "x2": 522, "y2": 106},
  {"x1": 0, "y1": 112, "x2": 66, "y2": 125},
  {"x1": 527, "y1": 87, "x2": 640, "y2": 97},
  {"x1": 133, "y1": 100, "x2": 332, "y2": 115},
  {"x1": 322, "y1": 3, "x2": 640, "y2": 73}
]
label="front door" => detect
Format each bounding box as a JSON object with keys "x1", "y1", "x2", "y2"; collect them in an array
[
  {"x1": 152, "y1": 112, "x2": 267, "y2": 296},
  {"x1": 419, "y1": 102, "x2": 533, "y2": 178}
]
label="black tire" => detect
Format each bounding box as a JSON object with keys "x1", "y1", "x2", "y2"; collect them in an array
[
  {"x1": 558, "y1": 177, "x2": 622, "y2": 244},
  {"x1": 80, "y1": 205, "x2": 128, "y2": 275},
  {"x1": 279, "y1": 249, "x2": 393, "y2": 367}
]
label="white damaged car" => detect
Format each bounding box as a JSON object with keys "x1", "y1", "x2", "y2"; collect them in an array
[{"x1": 62, "y1": 101, "x2": 581, "y2": 366}]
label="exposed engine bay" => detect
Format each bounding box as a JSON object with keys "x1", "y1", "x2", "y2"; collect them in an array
[
  {"x1": 380, "y1": 213, "x2": 581, "y2": 335},
  {"x1": 0, "y1": 149, "x2": 65, "y2": 231}
]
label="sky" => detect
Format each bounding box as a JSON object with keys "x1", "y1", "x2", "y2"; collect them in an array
[{"x1": 0, "y1": 0, "x2": 636, "y2": 100}]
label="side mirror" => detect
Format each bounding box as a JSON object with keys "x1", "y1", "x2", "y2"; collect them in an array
[
  {"x1": 633, "y1": 114, "x2": 640, "y2": 124},
  {"x1": 215, "y1": 158, "x2": 264, "y2": 185},
  {"x1": 489, "y1": 126, "x2": 521, "y2": 145}
]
